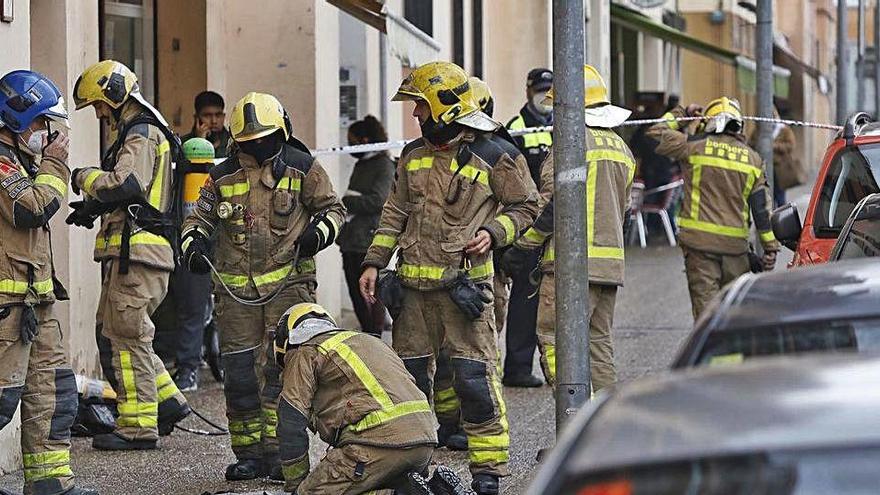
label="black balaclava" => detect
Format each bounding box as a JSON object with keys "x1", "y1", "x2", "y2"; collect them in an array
[
  {"x1": 239, "y1": 130, "x2": 283, "y2": 164},
  {"x1": 421, "y1": 118, "x2": 464, "y2": 146}
]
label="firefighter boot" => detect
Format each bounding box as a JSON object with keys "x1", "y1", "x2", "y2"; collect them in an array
[
  {"x1": 225, "y1": 459, "x2": 266, "y2": 481},
  {"x1": 158, "y1": 398, "x2": 192, "y2": 436},
  {"x1": 402, "y1": 471, "x2": 432, "y2": 495},
  {"x1": 428, "y1": 466, "x2": 476, "y2": 495},
  {"x1": 471, "y1": 474, "x2": 499, "y2": 495},
  {"x1": 92, "y1": 431, "x2": 157, "y2": 451},
  {"x1": 437, "y1": 423, "x2": 468, "y2": 451}
]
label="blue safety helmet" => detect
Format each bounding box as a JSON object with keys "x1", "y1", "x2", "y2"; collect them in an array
[{"x1": 0, "y1": 70, "x2": 69, "y2": 134}]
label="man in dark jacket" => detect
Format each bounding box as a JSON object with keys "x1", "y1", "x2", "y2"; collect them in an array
[{"x1": 337, "y1": 116, "x2": 396, "y2": 337}]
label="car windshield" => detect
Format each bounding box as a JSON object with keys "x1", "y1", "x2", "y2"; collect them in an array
[
  {"x1": 695, "y1": 318, "x2": 880, "y2": 366},
  {"x1": 561, "y1": 447, "x2": 880, "y2": 495},
  {"x1": 837, "y1": 216, "x2": 880, "y2": 259},
  {"x1": 814, "y1": 145, "x2": 880, "y2": 236}
]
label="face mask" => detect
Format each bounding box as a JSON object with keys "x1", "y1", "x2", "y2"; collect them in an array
[
  {"x1": 26, "y1": 130, "x2": 49, "y2": 155},
  {"x1": 238, "y1": 134, "x2": 281, "y2": 164},
  {"x1": 531, "y1": 93, "x2": 552, "y2": 115},
  {"x1": 420, "y1": 119, "x2": 463, "y2": 146}
]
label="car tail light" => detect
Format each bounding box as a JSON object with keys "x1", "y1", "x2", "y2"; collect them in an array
[{"x1": 577, "y1": 479, "x2": 633, "y2": 495}]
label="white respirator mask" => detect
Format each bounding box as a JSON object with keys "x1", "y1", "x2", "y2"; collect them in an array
[
  {"x1": 531, "y1": 93, "x2": 552, "y2": 115},
  {"x1": 25, "y1": 129, "x2": 49, "y2": 155}
]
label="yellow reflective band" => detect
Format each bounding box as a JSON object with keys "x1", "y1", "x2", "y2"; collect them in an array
[
  {"x1": 689, "y1": 154, "x2": 761, "y2": 176},
  {"x1": 149, "y1": 140, "x2": 170, "y2": 209},
  {"x1": 217, "y1": 272, "x2": 249, "y2": 288},
  {"x1": 83, "y1": 170, "x2": 102, "y2": 195},
  {"x1": 524, "y1": 227, "x2": 547, "y2": 244},
  {"x1": 348, "y1": 400, "x2": 432, "y2": 433},
  {"x1": 252, "y1": 264, "x2": 294, "y2": 287},
  {"x1": 677, "y1": 217, "x2": 750, "y2": 238},
  {"x1": 117, "y1": 350, "x2": 159, "y2": 428},
  {"x1": 469, "y1": 449, "x2": 510, "y2": 464},
  {"x1": 156, "y1": 371, "x2": 179, "y2": 402},
  {"x1": 399, "y1": 264, "x2": 446, "y2": 281},
  {"x1": 468, "y1": 260, "x2": 494, "y2": 279},
  {"x1": 276, "y1": 176, "x2": 302, "y2": 191},
  {"x1": 327, "y1": 215, "x2": 340, "y2": 238},
  {"x1": 219, "y1": 181, "x2": 249, "y2": 197},
  {"x1": 95, "y1": 231, "x2": 170, "y2": 250},
  {"x1": 371, "y1": 233, "x2": 398, "y2": 249},
  {"x1": 663, "y1": 112, "x2": 679, "y2": 130},
  {"x1": 0, "y1": 277, "x2": 53, "y2": 296},
  {"x1": 229, "y1": 419, "x2": 263, "y2": 447},
  {"x1": 34, "y1": 174, "x2": 67, "y2": 196},
  {"x1": 263, "y1": 407, "x2": 278, "y2": 438},
  {"x1": 588, "y1": 246, "x2": 625, "y2": 260},
  {"x1": 318, "y1": 332, "x2": 393, "y2": 408},
  {"x1": 282, "y1": 457, "x2": 310, "y2": 481},
  {"x1": 760, "y1": 230, "x2": 777, "y2": 243},
  {"x1": 523, "y1": 131, "x2": 553, "y2": 149},
  {"x1": 217, "y1": 260, "x2": 317, "y2": 289},
  {"x1": 451, "y1": 160, "x2": 490, "y2": 186},
  {"x1": 406, "y1": 156, "x2": 434, "y2": 172},
  {"x1": 545, "y1": 344, "x2": 556, "y2": 380},
  {"x1": 434, "y1": 387, "x2": 460, "y2": 414},
  {"x1": 468, "y1": 434, "x2": 510, "y2": 450},
  {"x1": 586, "y1": 149, "x2": 636, "y2": 169},
  {"x1": 543, "y1": 246, "x2": 555, "y2": 262},
  {"x1": 496, "y1": 215, "x2": 516, "y2": 245},
  {"x1": 23, "y1": 451, "x2": 73, "y2": 482}
]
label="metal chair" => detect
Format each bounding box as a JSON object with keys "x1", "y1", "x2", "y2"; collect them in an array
[{"x1": 629, "y1": 178, "x2": 683, "y2": 247}]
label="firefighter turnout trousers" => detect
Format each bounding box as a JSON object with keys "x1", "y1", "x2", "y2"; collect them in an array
[
  {"x1": 682, "y1": 246, "x2": 750, "y2": 319},
  {"x1": 536, "y1": 273, "x2": 618, "y2": 393},
  {"x1": 96, "y1": 261, "x2": 186, "y2": 441},
  {"x1": 295, "y1": 444, "x2": 434, "y2": 494},
  {"x1": 0, "y1": 304, "x2": 77, "y2": 495},
  {"x1": 216, "y1": 282, "x2": 316, "y2": 461},
  {"x1": 394, "y1": 288, "x2": 509, "y2": 477}
]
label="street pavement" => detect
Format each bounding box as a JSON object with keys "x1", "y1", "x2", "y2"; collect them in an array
[{"x1": 0, "y1": 245, "x2": 700, "y2": 494}]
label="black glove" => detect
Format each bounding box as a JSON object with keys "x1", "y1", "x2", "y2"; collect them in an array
[
  {"x1": 376, "y1": 269, "x2": 403, "y2": 319},
  {"x1": 448, "y1": 273, "x2": 492, "y2": 320},
  {"x1": 70, "y1": 168, "x2": 87, "y2": 195},
  {"x1": 748, "y1": 251, "x2": 763, "y2": 273},
  {"x1": 296, "y1": 224, "x2": 322, "y2": 258},
  {"x1": 20, "y1": 305, "x2": 38, "y2": 345},
  {"x1": 66, "y1": 201, "x2": 96, "y2": 229},
  {"x1": 500, "y1": 246, "x2": 531, "y2": 276},
  {"x1": 182, "y1": 231, "x2": 211, "y2": 274}
]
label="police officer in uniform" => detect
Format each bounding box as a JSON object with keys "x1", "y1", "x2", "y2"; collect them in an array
[
  {"x1": 181, "y1": 92, "x2": 345, "y2": 481},
  {"x1": 360, "y1": 62, "x2": 539, "y2": 495},
  {"x1": 0, "y1": 70, "x2": 97, "y2": 495},
  {"x1": 70, "y1": 60, "x2": 190, "y2": 450}
]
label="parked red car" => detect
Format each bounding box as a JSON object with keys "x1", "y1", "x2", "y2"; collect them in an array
[{"x1": 772, "y1": 113, "x2": 880, "y2": 265}]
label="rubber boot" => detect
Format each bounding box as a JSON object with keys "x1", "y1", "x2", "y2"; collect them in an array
[
  {"x1": 400, "y1": 471, "x2": 433, "y2": 495},
  {"x1": 158, "y1": 399, "x2": 192, "y2": 436},
  {"x1": 264, "y1": 453, "x2": 284, "y2": 482},
  {"x1": 437, "y1": 424, "x2": 468, "y2": 451},
  {"x1": 428, "y1": 465, "x2": 475, "y2": 495},
  {"x1": 225, "y1": 459, "x2": 267, "y2": 481},
  {"x1": 92, "y1": 431, "x2": 157, "y2": 451},
  {"x1": 471, "y1": 474, "x2": 499, "y2": 495}
]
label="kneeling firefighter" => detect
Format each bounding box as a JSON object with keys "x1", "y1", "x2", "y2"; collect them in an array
[
  {"x1": 69, "y1": 60, "x2": 190, "y2": 450},
  {"x1": 273, "y1": 303, "x2": 445, "y2": 494},
  {"x1": 180, "y1": 92, "x2": 345, "y2": 480},
  {"x1": 360, "y1": 61, "x2": 539, "y2": 494},
  {"x1": 0, "y1": 70, "x2": 97, "y2": 495}
]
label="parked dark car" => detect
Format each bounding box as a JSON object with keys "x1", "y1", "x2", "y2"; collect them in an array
[
  {"x1": 670, "y1": 258, "x2": 880, "y2": 368},
  {"x1": 829, "y1": 192, "x2": 880, "y2": 261},
  {"x1": 528, "y1": 354, "x2": 880, "y2": 495}
]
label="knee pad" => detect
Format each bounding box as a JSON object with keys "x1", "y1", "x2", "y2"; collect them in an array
[
  {"x1": 403, "y1": 356, "x2": 432, "y2": 399},
  {"x1": 451, "y1": 358, "x2": 494, "y2": 424},
  {"x1": 222, "y1": 349, "x2": 261, "y2": 412},
  {"x1": 48, "y1": 369, "x2": 77, "y2": 441},
  {"x1": 434, "y1": 350, "x2": 453, "y2": 384},
  {"x1": 0, "y1": 385, "x2": 23, "y2": 430},
  {"x1": 261, "y1": 353, "x2": 283, "y2": 404},
  {"x1": 277, "y1": 399, "x2": 309, "y2": 461}
]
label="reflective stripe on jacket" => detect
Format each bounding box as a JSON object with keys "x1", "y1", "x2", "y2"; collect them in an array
[{"x1": 646, "y1": 106, "x2": 779, "y2": 255}]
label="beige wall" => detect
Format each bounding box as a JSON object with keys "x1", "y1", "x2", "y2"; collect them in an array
[{"x1": 156, "y1": 0, "x2": 208, "y2": 134}]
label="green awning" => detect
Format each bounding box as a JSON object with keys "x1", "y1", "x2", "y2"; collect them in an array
[{"x1": 610, "y1": 3, "x2": 790, "y2": 98}]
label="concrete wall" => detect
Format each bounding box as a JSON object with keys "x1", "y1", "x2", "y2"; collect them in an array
[{"x1": 156, "y1": 0, "x2": 207, "y2": 133}]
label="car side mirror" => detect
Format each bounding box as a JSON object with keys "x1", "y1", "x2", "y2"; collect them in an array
[{"x1": 771, "y1": 203, "x2": 802, "y2": 252}]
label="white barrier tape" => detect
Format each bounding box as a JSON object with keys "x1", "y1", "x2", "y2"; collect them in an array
[{"x1": 310, "y1": 115, "x2": 842, "y2": 157}]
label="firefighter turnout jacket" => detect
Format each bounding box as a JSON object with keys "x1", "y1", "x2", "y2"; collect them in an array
[
  {"x1": 363, "y1": 132, "x2": 539, "y2": 288},
  {"x1": 646, "y1": 106, "x2": 779, "y2": 255},
  {"x1": 181, "y1": 143, "x2": 345, "y2": 296},
  {"x1": 514, "y1": 127, "x2": 635, "y2": 285},
  {"x1": 278, "y1": 330, "x2": 437, "y2": 488},
  {"x1": 0, "y1": 136, "x2": 68, "y2": 305},
  {"x1": 72, "y1": 100, "x2": 175, "y2": 271}
]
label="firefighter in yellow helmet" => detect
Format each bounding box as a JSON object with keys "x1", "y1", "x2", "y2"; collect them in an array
[
  {"x1": 69, "y1": 60, "x2": 190, "y2": 450},
  {"x1": 180, "y1": 92, "x2": 345, "y2": 481},
  {"x1": 272, "y1": 302, "x2": 447, "y2": 494},
  {"x1": 646, "y1": 96, "x2": 778, "y2": 318},
  {"x1": 500, "y1": 65, "x2": 636, "y2": 394},
  {"x1": 359, "y1": 62, "x2": 539, "y2": 494}
]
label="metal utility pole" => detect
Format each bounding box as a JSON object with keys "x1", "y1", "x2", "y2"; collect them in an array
[
  {"x1": 875, "y1": 1, "x2": 880, "y2": 115},
  {"x1": 552, "y1": 0, "x2": 589, "y2": 432},
  {"x1": 756, "y1": 0, "x2": 774, "y2": 195},
  {"x1": 858, "y1": 0, "x2": 867, "y2": 109},
  {"x1": 838, "y1": 0, "x2": 850, "y2": 124}
]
